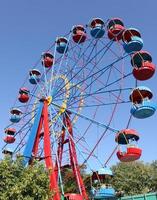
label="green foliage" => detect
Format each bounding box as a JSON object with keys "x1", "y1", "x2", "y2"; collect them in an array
[
  {"x1": 111, "y1": 161, "x2": 153, "y2": 196},
  {"x1": 61, "y1": 167, "x2": 79, "y2": 193},
  {"x1": 149, "y1": 160, "x2": 157, "y2": 192},
  {"x1": 60, "y1": 164, "x2": 90, "y2": 194},
  {"x1": 0, "y1": 156, "x2": 51, "y2": 200},
  {"x1": 1, "y1": 156, "x2": 157, "y2": 199},
  {"x1": 61, "y1": 161, "x2": 157, "y2": 197}
]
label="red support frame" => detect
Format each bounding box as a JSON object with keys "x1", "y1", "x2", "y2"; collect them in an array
[
  {"x1": 57, "y1": 111, "x2": 88, "y2": 200},
  {"x1": 32, "y1": 101, "x2": 60, "y2": 200}
]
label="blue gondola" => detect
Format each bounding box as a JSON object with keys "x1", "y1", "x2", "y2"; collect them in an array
[
  {"x1": 56, "y1": 37, "x2": 68, "y2": 54},
  {"x1": 131, "y1": 100, "x2": 156, "y2": 119},
  {"x1": 91, "y1": 167, "x2": 115, "y2": 199},
  {"x1": 90, "y1": 186, "x2": 115, "y2": 200},
  {"x1": 10, "y1": 108, "x2": 22, "y2": 123},
  {"x1": 98, "y1": 167, "x2": 113, "y2": 176},
  {"x1": 123, "y1": 28, "x2": 143, "y2": 53},
  {"x1": 90, "y1": 18, "x2": 105, "y2": 38},
  {"x1": 29, "y1": 69, "x2": 41, "y2": 84}
]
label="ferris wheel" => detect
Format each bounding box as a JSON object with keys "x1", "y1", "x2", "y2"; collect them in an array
[{"x1": 2, "y1": 17, "x2": 156, "y2": 200}]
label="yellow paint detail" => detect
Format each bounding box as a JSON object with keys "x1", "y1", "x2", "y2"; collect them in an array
[
  {"x1": 32, "y1": 74, "x2": 70, "y2": 124},
  {"x1": 47, "y1": 96, "x2": 52, "y2": 105},
  {"x1": 32, "y1": 74, "x2": 84, "y2": 131}
]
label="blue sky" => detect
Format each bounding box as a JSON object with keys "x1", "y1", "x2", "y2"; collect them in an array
[{"x1": 0, "y1": 0, "x2": 157, "y2": 166}]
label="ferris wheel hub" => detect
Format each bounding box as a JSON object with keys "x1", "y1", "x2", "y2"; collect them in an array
[
  {"x1": 47, "y1": 96, "x2": 52, "y2": 105},
  {"x1": 39, "y1": 96, "x2": 52, "y2": 106}
]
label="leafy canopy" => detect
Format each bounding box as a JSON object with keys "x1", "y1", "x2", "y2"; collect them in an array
[{"x1": 0, "y1": 156, "x2": 51, "y2": 200}]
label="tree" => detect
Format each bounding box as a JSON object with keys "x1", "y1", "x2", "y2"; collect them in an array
[
  {"x1": 57, "y1": 161, "x2": 157, "y2": 197},
  {"x1": 0, "y1": 156, "x2": 52, "y2": 200},
  {"x1": 111, "y1": 161, "x2": 152, "y2": 196},
  {"x1": 60, "y1": 164, "x2": 91, "y2": 195},
  {"x1": 149, "y1": 160, "x2": 157, "y2": 192}
]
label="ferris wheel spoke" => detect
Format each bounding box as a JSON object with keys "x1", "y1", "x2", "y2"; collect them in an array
[
  {"x1": 104, "y1": 145, "x2": 119, "y2": 166},
  {"x1": 49, "y1": 37, "x2": 94, "y2": 101},
  {"x1": 78, "y1": 71, "x2": 132, "y2": 104},
  {"x1": 51, "y1": 102, "x2": 118, "y2": 133},
  {"x1": 78, "y1": 141, "x2": 104, "y2": 167},
  {"x1": 13, "y1": 127, "x2": 32, "y2": 154},
  {"x1": 48, "y1": 43, "x2": 57, "y2": 96},
  {"x1": 69, "y1": 61, "x2": 121, "y2": 101},
  {"x1": 49, "y1": 105, "x2": 95, "y2": 173},
  {"x1": 73, "y1": 126, "x2": 105, "y2": 167},
  {"x1": 126, "y1": 114, "x2": 133, "y2": 129},
  {"x1": 11, "y1": 102, "x2": 39, "y2": 109},
  {"x1": 55, "y1": 39, "x2": 98, "y2": 96},
  {"x1": 82, "y1": 92, "x2": 122, "y2": 166},
  {"x1": 68, "y1": 40, "x2": 112, "y2": 73},
  {"x1": 70, "y1": 100, "x2": 131, "y2": 109},
  {"x1": 49, "y1": 32, "x2": 72, "y2": 97},
  {"x1": 54, "y1": 40, "x2": 114, "y2": 99},
  {"x1": 54, "y1": 53, "x2": 128, "y2": 102},
  {"x1": 20, "y1": 107, "x2": 38, "y2": 119},
  {"x1": 2, "y1": 113, "x2": 36, "y2": 153},
  {"x1": 53, "y1": 37, "x2": 97, "y2": 92},
  {"x1": 68, "y1": 87, "x2": 132, "y2": 101},
  {"x1": 99, "y1": 38, "x2": 123, "y2": 59},
  {"x1": 67, "y1": 87, "x2": 132, "y2": 108},
  {"x1": 30, "y1": 72, "x2": 47, "y2": 97}
]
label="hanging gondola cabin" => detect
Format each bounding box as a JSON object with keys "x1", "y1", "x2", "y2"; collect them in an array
[
  {"x1": 107, "y1": 18, "x2": 125, "y2": 41},
  {"x1": 116, "y1": 129, "x2": 142, "y2": 162},
  {"x1": 10, "y1": 108, "x2": 22, "y2": 123},
  {"x1": 3, "y1": 128, "x2": 16, "y2": 144},
  {"x1": 18, "y1": 87, "x2": 30, "y2": 103},
  {"x1": 29, "y1": 69, "x2": 41, "y2": 84},
  {"x1": 90, "y1": 18, "x2": 105, "y2": 38},
  {"x1": 72, "y1": 25, "x2": 87, "y2": 43},
  {"x1": 56, "y1": 37, "x2": 68, "y2": 54},
  {"x1": 2, "y1": 148, "x2": 13, "y2": 156},
  {"x1": 130, "y1": 86, "x2": 156, "y2": 119},
  {"x1": 42, "y1": 52, "x2": 54, "y2": 68},
  {"x1": 115, "y1": 129, "x2": 139, "y2": 145},
  {"x1": 91, "y1": 167, "x2": 115, "y2": 199},
  {"x1": 92, "y1": 167, "x2": 113, "y2": 181},
  {"x1": 64, "y1": 193, "x2": 83, "y2": 200},
  {"x1": 117, "y1": 146, "x2": 142, "y2": 162},
  {"x1": 131, "y1": 51, "x2": 156, "y2": 80},
  {"x1": 122, "y1": 28, "x2": 143, "y2": 53}
]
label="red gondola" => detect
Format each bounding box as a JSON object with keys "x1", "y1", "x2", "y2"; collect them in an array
[
  {"x1": 42, "y1": 52, "x2": 54, "y2": 68},
  {"x1": 72, "y1": 25, "x2": 87, "y2": 43},
  {"x1": 117, "y1": 146, "x2": 142, "y2": 162},
  {"x1": 4, "y1": 135, "x2": 15, "y2": 144},
  {"x1": 64, "y1": 193, "x2": 83, "y2": 200},
  {"x1": 133, "y1": 62, "x2": 155, "y2": 81},
  {"x1": 131, "y1": 51, "x2": 155, "y2": 80},
  {"x1": 107, "y1": 18, "x2": 125, "y2": 41},
  {"x1": 18, "y1": 87, "x2": 30, "y2": 103}
]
